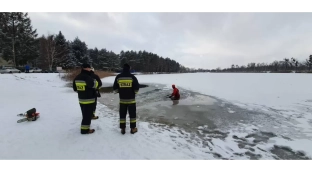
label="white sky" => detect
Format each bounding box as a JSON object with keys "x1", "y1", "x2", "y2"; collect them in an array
[{"x1": 23, "y1": 2, "x2": 312, "y2": 69}]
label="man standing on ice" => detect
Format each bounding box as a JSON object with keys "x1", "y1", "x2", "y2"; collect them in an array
[
  {"x1": 113, "y1": 63, "x2": 140, "y2": 135},
  {"x1": 73, "y1": 63, "x2": 98, "y2": 134},
  {"x1": 90, "y1": 67, "x2": 102, "y2": 120}
]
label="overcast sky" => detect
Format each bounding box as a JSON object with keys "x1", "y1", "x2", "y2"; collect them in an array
[{"x1": 28, "y1": 12, "x2": 312, "y2": 69}]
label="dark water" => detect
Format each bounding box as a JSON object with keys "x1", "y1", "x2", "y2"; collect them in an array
[
  {"x1": 98, "y1": 84, "x2": 148, "y2": 93},
  {"x1": 96, "y1": 83, "x2": 310, "y2": 160}
]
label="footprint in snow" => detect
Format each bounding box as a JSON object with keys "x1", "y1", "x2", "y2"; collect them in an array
[{"x1": 95, "y1": 125, "x2": 102, "y2": 130}]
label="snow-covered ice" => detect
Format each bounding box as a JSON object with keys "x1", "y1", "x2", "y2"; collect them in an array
[{"x1": 1, "y1": 72, "x2": 312, "y2": 160}]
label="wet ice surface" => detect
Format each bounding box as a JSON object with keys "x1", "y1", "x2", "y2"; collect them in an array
[{"x1": 98, "y1": 84, "x2": 312, "y2": 160}]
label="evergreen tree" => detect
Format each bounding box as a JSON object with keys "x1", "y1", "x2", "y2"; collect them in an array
[
  {"x1": 54, "y1": 31, "x2": 69, "y2": 67},
  {"x1": 70, "y1": 37, "x2": 89, "y2": 65},
  {"x1": 88, "y1": 48, "x2": 99, "y2": 69},
  {"x1": 64, "y1": 42, "x2": 79, "y2": 69},
  {"x1": 98, "y1": 48, "x2": 108, "y2": 70},
  {"x1": 0, "y1": 12, "x2": 38, "y2": 67}
]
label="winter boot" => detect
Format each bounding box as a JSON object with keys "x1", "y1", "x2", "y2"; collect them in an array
[
  {"x1": 92, "y1": 116, "x2": 99, "y2": 120},
  {"x1": 121, "y1": 128, "x2": 126, "y2": 135},
  {"x1": 130, "y1": 128, "x2": 138, "y2": 134},
  {"x1": 81, "y1": 129, "x2": 95, "y2": 134},
  {"x1": 92, "y1": 112, "x2": 99, "y2": 120}
]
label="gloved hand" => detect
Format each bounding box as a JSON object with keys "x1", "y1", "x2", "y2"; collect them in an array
[{"x1": 97, "y1": 90, "x2": 101, "y2": 97}]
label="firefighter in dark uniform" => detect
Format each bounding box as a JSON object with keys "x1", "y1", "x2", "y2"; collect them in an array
[
  {"x1": 113, "y1": 63, "x2": 140, "y2": 134},
  {"x1": 73, "y1": 63, "x2": 98, "y2": 134},
  {"x1": 90, "y1": 67, "x2": 102, "y2": 120}
]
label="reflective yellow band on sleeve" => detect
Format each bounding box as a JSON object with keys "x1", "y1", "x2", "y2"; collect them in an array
[{"x1": 93, "y1": 80, "x2": 98, "y2": 89}]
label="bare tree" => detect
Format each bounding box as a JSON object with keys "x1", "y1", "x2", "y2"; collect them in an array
[
  {"x1": 291, "y1": 57, "x2": 299, "y2": 72},
  {"x1": 39, "y1": 34, "x2": 66, "y2": 70},
  {"x1": 305, "y1": 59, "x2": 311, "y2": 71},
  {"x1": 284, "y1": 58, "x2": 290, "y2": 71}
]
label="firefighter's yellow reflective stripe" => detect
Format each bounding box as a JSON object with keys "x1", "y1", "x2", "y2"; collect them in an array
[
  {"x1": 117, "y1": 77, "x2": 133, "y2": 81},
  {"x1": 120, "y1": 118, "x2": 126, "y2": 123},
  {"x1": 118, "y1": 78, "x2": 133, "y2": 87},
  {"x1": 118, "y1": 80, "x2": 133, "y2": 83},
  {"x1": 79, "y1": 98, "x2": 95, "y2": 104},
  {"x1": 130, "y1": 118, "x2": 136, "y2": 123},
  {"x1": 118, "y1": 79, "x2": 133, "y2": 88},
  {"x1": 119, "y1": 82, "x2": 132, "y2": 88},
  {"x1": 75, "y1": 80, "x2": 86, "y2": 91},
  {"x1": 76, "y1": 83, "x2": 86, "y2": 91},
  {"x1": 93, "y1": 80, "x2": 98, "y2": 88},
  {"x1": 81, "y1": 125, "x2": 90, "y2": 130},
  {"x1": 120, "y1": 101, "x2": 136, "y2": 104},
  {"x1": 120, "y1": 99, "x2": 136, "y2": 104}
]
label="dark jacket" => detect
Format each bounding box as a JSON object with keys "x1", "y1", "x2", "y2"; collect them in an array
[
  {"x1": 90, "y1": 71, "x2": 102, "y2": 89},
  {"x1": 113, "y1": 68, "x2": 139, "y2": 104},
  {"x1": 73, "y1": 69, "x2": 98, "y2": 104}
]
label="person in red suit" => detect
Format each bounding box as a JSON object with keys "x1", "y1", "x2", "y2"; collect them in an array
[{"x1": 169, "y1": 84, "x2": 180, "y2": 100}]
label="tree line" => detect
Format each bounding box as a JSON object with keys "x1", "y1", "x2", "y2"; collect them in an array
[
  {"x1": 0, "y1": 12, "x2": 187, "y2": 73},
  {"x1": 203, "y1": 56, "x2": 312, "y2": 73}
]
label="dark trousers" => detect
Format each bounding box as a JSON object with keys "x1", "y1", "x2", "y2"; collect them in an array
[
  {"x1": 171, "y1": 96, "x2": 180, "y2": 100},
  {"x1": 80, "y1": 103, "x2": 94, "y2": 133},
  {"x1": 93, "y1": 97, "x2": 97, "y2": 117},
  {"x1": 119, "y1": 103, "x2": 136, "y2": 129}
]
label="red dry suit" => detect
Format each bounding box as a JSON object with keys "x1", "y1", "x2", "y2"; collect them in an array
[{"x1": 171, "y1": 84, "x2": 180, "y2": 100}]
